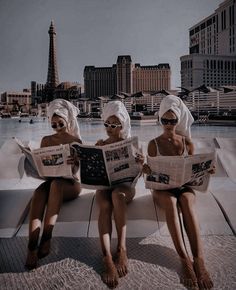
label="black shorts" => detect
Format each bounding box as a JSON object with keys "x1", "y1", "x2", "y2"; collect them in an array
[{"x1": 168, "y1": 186, "x2": 192, "y2": 198}]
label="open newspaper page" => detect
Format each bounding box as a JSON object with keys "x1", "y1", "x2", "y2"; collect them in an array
[
  {"x1": 71, "y1": 136, "x2": 141, "y2": 189},
  {"x1": 31, "y1": 145, "x2": 72, "y2": 178},
  {"x1": 145, "y1": 151, "x2": 216, "y2": 192},
  {"x1": 14, "y1": 138, "x2": 72, "y2": 179},
  {"x1": 145, "y1": 155, "x2": 185, "y2": 190},
  {"x1": 183, "y1": 152, "x2": 216, "y2": 192},
  {"x1": 14, "y1": 137, "x2": 42, "y2": 179}
]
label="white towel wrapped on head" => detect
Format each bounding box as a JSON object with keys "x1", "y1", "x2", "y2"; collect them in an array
[
  {"x1": 47, "y1": 99, "x2": 81, "y2": 140},
  {"x1": 158, "y1": 95, "x2": 194, "y2": 138},
  {"x1": 102, "y1": 101, "x2": 131, "y2": 139}
]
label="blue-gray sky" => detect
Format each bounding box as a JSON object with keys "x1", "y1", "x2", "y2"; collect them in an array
[{"x1": 0, "y1": 0, "x2": 223, "y2": 93}]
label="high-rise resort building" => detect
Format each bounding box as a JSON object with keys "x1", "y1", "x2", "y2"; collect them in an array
[
  {"x1": 84, "y1": 55, "x2": 170, "y2": 99},
  {"x1": 180, "y1": 0, "x2": 236, "y2": 90}
]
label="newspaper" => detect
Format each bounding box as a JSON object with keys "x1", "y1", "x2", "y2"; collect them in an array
[
  {"x1": 145, "y1": 151, "x2": 216, "y2": 192},
  {"x1": 71, "y1": 136, "x2": 141, "y2": 189},
  {"x1": 14, "y1": 138, "x2": 72, "y2": 179}
]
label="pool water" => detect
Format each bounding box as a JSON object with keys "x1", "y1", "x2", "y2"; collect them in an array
[{"x1": 0, "y1": 118, "x2": 236, "y2": 147}]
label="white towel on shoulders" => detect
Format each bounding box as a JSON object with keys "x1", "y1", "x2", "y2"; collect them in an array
[
  {"x1": 101, "y1": 101, "x2": 131, "y2": 139},
  {"x1": 158, "y1": 95, "x2": 194, "y2": 138},
  {"x1": 47, "y1": 99, "x2": 81, "y2": 140}
]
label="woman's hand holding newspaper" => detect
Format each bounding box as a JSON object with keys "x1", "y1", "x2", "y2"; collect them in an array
[
  {"x1": 135, "y1": 152, "x2": 144, "y2": 165},
  {"x1": 142, "y1": 163, "x2": 152, "y2": 175},
  {"x1": 208, "y1": 165, "x2": 216, "y2": 174}
]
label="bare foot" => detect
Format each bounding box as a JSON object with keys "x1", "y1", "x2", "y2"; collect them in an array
[
  {"x1": 37, "y1": 239, "x2": 51, "y2": 259},
  {"x1": 180, "y1": 257, "x2": 198, "y2": 289},
  {"x1": 193, "y1": 257, "x2": 213, "y2": 289},
  {"x1": 25, "y1": 249, "x2": 38, "y2": 270},
  {"x1": 115, "y1": 248, "x2": 128, "y2": 277},
  {"x1": 102, "y1": 255, "x2": 119, "y2": 289}
]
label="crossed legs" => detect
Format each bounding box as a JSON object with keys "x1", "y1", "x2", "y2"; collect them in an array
[
  {"x1": 96, "y1": 186, "x2": 134, "y2": 288},
  {"x1": 25, "y1": 179, "x2": 80, "y2": 270},
  {"x1": 153, "y1": 189, "x2": 213, "y2": 289}
]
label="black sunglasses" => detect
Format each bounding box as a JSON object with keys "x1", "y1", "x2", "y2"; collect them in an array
[
  {"x1": 51, "y1": 122, "x2": 65, "y2": 129},
  {"x1": 161, "y1": 118, "x2": 178, "y2": 125},
  {"x1": 104, "y1": 122, "x2": 122, "y2": 129}
]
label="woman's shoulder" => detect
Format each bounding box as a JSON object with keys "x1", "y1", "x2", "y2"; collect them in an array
[
  {"x1": 184, "y1": 136, "x2": 193, "y2": 144},
  {"x1": 147, "y1": 138, "x2": 159, "y2": 156},
  {"x1": 59, "y1": 133, "x2": 81, "y2": 144},
  {"x1": 41, "y1": 134, "x2": 52, "y2": 140},
  {"x1": 148, "y1": 136, "x2": 161, "y2": 146},
  {"x1": 176, "y1": 134, "x2": 194, "y2": 155},
  {"x1": 179, "y1": 135, "x2": 193, "y2": 146},
  {"x1": 95, "y1": 139, "x2": 106, "y2": 146},
  {"x1": 69, "y1": 135, "x2": 82, "y2": 144},
  {"x1": 40, "y1": 135, "x2": 54, "y2": 147},
  {"x1": 95, "y1": 137, "x2": 124, "y2": 146}
]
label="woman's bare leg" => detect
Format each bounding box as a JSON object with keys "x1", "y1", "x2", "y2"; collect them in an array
[
  {"x1": 38, "y1": 179, "x2": 80, "y2": 259},
  {"x1": 112, "y1": 186, "x2": 135, "y2": 277},
  {"x1": 153, "y1": 190, "x2": 198, "y2": 288},
  {"x1": 25, "y1": 181, "x2": 50, "y2": 269},
  {"x1": 179, "y1": 191, "x2": 213, "y2": 289},
  {"x1": 96, "y1": 190, "x2": 118, "y2": 289}
]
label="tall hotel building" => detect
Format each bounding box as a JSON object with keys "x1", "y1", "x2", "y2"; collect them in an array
[
  {"x1": 84, "y1": 55, "x2": 170, "y2": 99},
  {"x1": 180, "y1": 0, "x2": 236, "y2": 90}
]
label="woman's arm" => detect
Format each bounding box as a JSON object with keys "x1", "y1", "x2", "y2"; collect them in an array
[
  {"x1": 186, "y1": 137, "x2": 194, "y2": 155},
  {"x1": 147, "y1": 139, "x2": 157, "y2": 157},
  {"x1": 69, "y1": 137, "x2": 82, "y2": 173},
  {"x1": 40, "y1": 136, "x2": 49, "y2": 148},
  {"x1": 73, "y1": 137, "x2": 82, "y2": 144},
  {"x1": 95, "y1": 139, "x2": 105, "y2": 146},
  {"x1": 142, "y1": 140, "x2": 156, "y2": 175}
]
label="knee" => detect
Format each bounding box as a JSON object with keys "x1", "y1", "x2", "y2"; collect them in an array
[
  {"x1": 111, "y1": 189, "x2": 126, "y2": 205},
  {"x1": 98, "y1": 199, "x2": 112, "y2": 213},
  {"x1": 50, "y1": 179, "x2": 63, "y2": 192},
  {"x1": 165, "y1": 197, "x2": 177, "y2": 211},
  {"x1": 33, "y1": 187, "x2": 41, "y2": 199},
  {"x1": 154, "y1": 192, "x2": 177, "y2": 211},
  {"x1": 33, "y1": 186, "x2": 47, "y2": 202}
]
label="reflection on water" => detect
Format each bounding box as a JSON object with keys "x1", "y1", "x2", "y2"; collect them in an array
[{"x1": 0, "y1": 118, "x2": 236, "y2": 147}]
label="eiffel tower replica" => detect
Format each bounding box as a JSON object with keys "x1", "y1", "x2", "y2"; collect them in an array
[{"x1": 44, "y1": 21, "x2": 59, "y2": 102}]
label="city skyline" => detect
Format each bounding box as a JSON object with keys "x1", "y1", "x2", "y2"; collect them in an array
[{"x1": 0, "y1": 0, "x2": 223, "y2": 94}]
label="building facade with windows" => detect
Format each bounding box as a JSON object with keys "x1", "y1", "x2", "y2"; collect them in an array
[
  {"x1": 181, "y1": 0, "x2": 236, "y2": 90},
  {"x1": 84, "y1": 55, "x2": 171, "y2": 99},
  {"x1": 84, "y1": 65, "x2": 117, "y2": 99},
  {"x1": 132, "y1": 63, "x2": 170, "y2": 93},
  {"x1": 1, "y1": 90, "x2": 32, "y2": 113}
]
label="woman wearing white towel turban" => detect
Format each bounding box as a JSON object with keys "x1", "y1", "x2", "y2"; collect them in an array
[
  {"x1": 143, "y1": 95, "x2": 214, "y2": 289},
  {"x1": 158, "y1": 94, "x2": 194, "y2": 139},
  {"x1": 25, "y1": 99, "x2": 82, "y2": 270},
  {"x1": 101, "y1": 100, "x2": 131, "y2": 139},
  {"x1": 47, "y1": 98, "x2": 81, "y2": 140},
  {"x1": 96, "y1": 101, "x2": 143, "y2": 288}
]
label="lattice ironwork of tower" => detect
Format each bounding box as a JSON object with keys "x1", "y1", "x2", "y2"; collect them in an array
[{"x1": 44, "y1": 20, "x2": 59, "y2": 102}]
